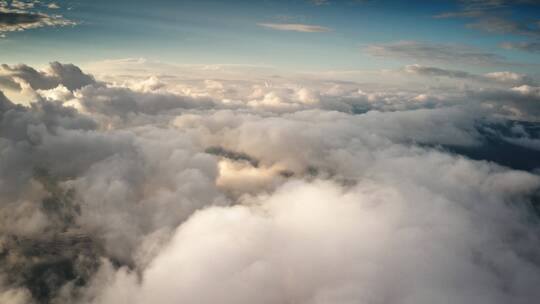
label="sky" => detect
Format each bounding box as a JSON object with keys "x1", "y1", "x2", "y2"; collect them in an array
[
  {"x1": 1, "y1": 0, "x2": 540, "y2": 73},
  {"x1": 2, "y1": 1, "x2": 540, "y2": 304}
]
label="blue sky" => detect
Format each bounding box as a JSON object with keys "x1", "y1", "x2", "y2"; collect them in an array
[{"x1": 1, "y1": 0, "x2": 539, "y2": 73}]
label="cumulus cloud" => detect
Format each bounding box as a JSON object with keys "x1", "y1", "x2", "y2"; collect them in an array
[
  {"x1": 468, "y1": 84, "x2": 540, "y2": 120},
  {"x1": 258, "y1": 23, "x2": 332, "y2": 32},
  {"x1": 0, "y1": 62, "x2": 96, "y2": 92},
  {"x1": 87, "y1": 173, "x2": 540, "y2": 304},
  {"x1": 1, "y1": 62, "x2": 540, "y2": 304}
]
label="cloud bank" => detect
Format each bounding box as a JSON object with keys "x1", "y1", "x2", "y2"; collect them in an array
[{"x1": 0, "y1": 62, "x2": 540, "y2": 304}]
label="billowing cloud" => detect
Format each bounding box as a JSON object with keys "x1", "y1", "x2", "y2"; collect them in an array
[
  {"x1": 87, "y1": 173, "x2": 540, "y2": 304},
  {"x1": 0, "y1": 62, "x2": 96, "y2": 91},
  {"x1": 1, "y1": 62, "x2": 540, "y2": 304},
  {"x1": 258, "y1": 23, "x2": 332, "y2": 32}
]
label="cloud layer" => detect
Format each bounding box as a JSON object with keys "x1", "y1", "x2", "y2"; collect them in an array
[{"x1": 0, "y1": 61, "x2": 540, "y2": 304}]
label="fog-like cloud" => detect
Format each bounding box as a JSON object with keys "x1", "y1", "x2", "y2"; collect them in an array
[
  {"x1": 258, "y1": 23, "x2": 332, "y2": 32},
  {"x1": 1, "y1": 62, "x2": 540, "y2": 304}
]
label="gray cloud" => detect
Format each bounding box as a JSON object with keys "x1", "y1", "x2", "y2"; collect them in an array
[
  {"x1": 404, "y1": 64, "x2": 535, "y2": 85},
  {"x1": 404, "y1": 64, "x2": 480, "y2": 79},
  {"x1": 435, "y1": 0, "x2": 540, "y2": 53},
  {"x1": 456, "y1": 0, "x2": 539, "y2": 11},
  {"x1": 467, "y1": 16, "x2": 540, "y2": 37},
  {"x1": 0, "y1": 62, "x2": 96, "y2": 91},
  {"x1": 0, "y1": 5, "x2": 75, "y2": 37},
  {"x1": 364, "y1": 41, "x2": 511, "y2": 66},
  {"x1": 468, "y1": 84, "x2": 540, "y2": 119},
  {"x1": 309, "y1": 0, "x2": 330, "y2": 5},
  {"x1": 74, "y1": 85, "x2": 217, "y2": 118},
  {"x1": 500, "y1": 41, "x2": 540, "y2": 53}
]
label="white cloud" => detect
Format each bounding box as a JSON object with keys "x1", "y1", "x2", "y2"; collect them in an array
[
  {"x1": 1, "y1": 62, "x2": 540, "y2": 303},
  {"x1": 89, "y1": 174, "x2": 540, "y2": 304},
  {"x1": 258, "y1": 23, "x2": 332, "y2": 32},
  {"x1": 47, "y1": 3, "x2": 60, "y2": 9}
]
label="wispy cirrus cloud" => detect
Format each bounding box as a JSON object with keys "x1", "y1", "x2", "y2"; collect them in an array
[
  {"x1": 309, "y1": 0, "x2": 330, "y2": 5},
  {"x1": 47, "y1": 2, "x2": 60, "y2": 9},
  {"x1": 258, "y1": 22, "x2": 332, "y2": 32},
  {"x1": 466, "y1": 16, "x2": 540, "y2": 37},
  {"x1": 500, "y1": 41, "x2": 540, "y2": 53},
  {"x1": 404, "y1": 64, "x2": 535, "y2": 85},
  {"x1": 435, "y1": 0, "x2": 540, "y2": 53},
  {"x1": 439, "y1": 0, "x2": 539, "y2": 14},
  {"x1": 364, "y1": 41, "x2": 512, "y2": 66}
]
